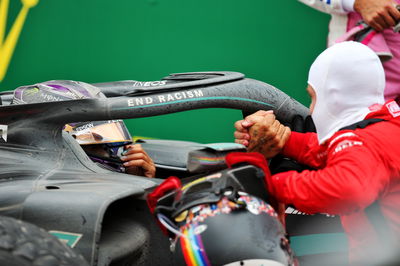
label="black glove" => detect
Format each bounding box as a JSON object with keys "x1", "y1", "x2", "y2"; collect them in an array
[{"x1": 270, "y1": 115, "x2": 316, "y2": 174}]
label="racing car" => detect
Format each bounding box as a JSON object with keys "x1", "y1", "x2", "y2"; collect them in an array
[{"x1": 0, "y1": 71, "x2": 338, "y2": 265}]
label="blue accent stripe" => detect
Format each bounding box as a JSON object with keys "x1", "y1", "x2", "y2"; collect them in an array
[
  {"x1": 115, "y1": 96, "x2": 274, "y2": 110},
  {"x1": 290, "y1": 233, "x2": 348, "y2": 256}
]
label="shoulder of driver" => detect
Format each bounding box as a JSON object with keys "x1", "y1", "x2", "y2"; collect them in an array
[{"x1": 326, "y1": 131, "x2": 365, "y2": 156}]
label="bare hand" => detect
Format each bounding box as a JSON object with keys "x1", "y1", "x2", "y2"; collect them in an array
[
  {"x1": 121, "y1": 144, "x2": 156, "y2": 178},
  {"x1": 354, "y1": 0, "x2": 400, "y2": 31},
  {"x1": 247, "y1": 113, "x2": 291, "y2": 159},
  {"x1": 233, "y1": 110, "x2": 273, "y2": 146}
]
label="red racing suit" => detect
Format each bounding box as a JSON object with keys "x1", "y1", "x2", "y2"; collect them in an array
[{"x1": 268, "y1": 100, "x2": 400, "y2": 264}]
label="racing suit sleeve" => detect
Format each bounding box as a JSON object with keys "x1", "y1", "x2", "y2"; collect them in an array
[
  {"x1": 268, "y1": 133, "x2": 390, "y2": 215},
  {"x1": 281, "y1": 131, "x2": 326, "y2": 169},
  {"x1": 297, "y1": 0, "x2": 349, "y2": 14}
]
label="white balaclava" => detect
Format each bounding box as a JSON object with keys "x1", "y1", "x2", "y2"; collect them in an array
[{"x1": 308, "y1": 41, "x2": 385, "y2": 144}]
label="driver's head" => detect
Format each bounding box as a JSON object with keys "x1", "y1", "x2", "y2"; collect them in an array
[
  {"x1": 12, "y1": 80, "x2": 132, "y2": 161},
  {"x1": 307, "y1": 41, "x2": 385, "y2": 143}
]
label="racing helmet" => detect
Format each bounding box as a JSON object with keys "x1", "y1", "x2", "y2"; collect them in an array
[
  {"x1": 149, "y1": 161, "x2": 296, "y2": 266},
  {"x1": 12, "y1": 80, "x2": 133, "y2": 170}
]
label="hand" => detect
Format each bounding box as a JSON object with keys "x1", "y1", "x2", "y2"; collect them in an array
[
  {"x1": 121, "y1": 144, "x2": 156, "y2": 178},
  {"x1": 247, "y1": 113, "x2": 291, "y2": 159},
  {"x1": 354, "y1": 0, "x2": 400, "y2": 31},
  {"x1": 234, "y1": 110, "x2": 273, "y2": 147}
]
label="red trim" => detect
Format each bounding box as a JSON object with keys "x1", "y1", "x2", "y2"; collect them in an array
[
  {"x1": 146, "y1": 176, "x2": 181, "y2": 213},
  {"x1": 225, "y1": 152, "x2": 272, "y2": 190}
]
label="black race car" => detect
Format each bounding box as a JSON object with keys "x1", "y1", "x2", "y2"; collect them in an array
[{"x1": 0, "y1": 72, "x2": 344, "y2": 266}]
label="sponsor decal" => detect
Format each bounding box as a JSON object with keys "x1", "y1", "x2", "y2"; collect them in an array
[
  {"x1": 74, "y1": 122, "x2": 95, "y2": 132},
  {"x1": 386, "y1": 101, "x2": 400, "y2": 117},
  {"x1": 316, "y1": 150, "x2": 328, "y2": 160},
  {"x1": 285, "y1": 206, "x2": 309, "y2": 216},
  {"x1": 285, "y1": 206, "x2": 335, "y2": 217},
  {"x1": 127, "y1": 89, "x2": 204, "y2": 107},
  {"x1": 132, "y1": 80, "x2": 167, "y2": 87},
  {"x1": 333, "y1": 139, "x2": 363, "y2": 154},
  {"x1": 328, "y1": 132, "x2": 357, "y2": 148},
  {"x1": 20, "y1": 88, "x2": 75, "y2": 103},
  {"x1": 0, "y1": 124, "x2": 7, "y2": 142},
  {"x1": 49, "y1": 230, "x2": 82, "y2": 248}
]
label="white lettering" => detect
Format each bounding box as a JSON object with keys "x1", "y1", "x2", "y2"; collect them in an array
[
  {"x1": 75, "y1": 123, "x2": 94, "y2": 132},
  {"x1": 145, "y1": 97, "x2": 153, "y2": 104},
  {"x1": 194, "y1": 90, "x2": 203, "y2": 97},
  {"x1": 167, "y1": 94, "x2": 174, "y2": 101},
  {"x1": 40, "y1": 92, "x2": 62, "y2": 102},
  {"x1": 174, "y1": 92, "x2": 182, "y2": 100},
  {"x1": 158, "y1": 95, "x2": 166, "y2": 102},
  {"x1": 333, "y1": 140, "x2": 363, "y2": 154},
  {"x1": 108, "y1": 120, "x2": 122, "y2": 123},
  {"x1": 128, "y1": 97, "x2": 154, "y2": 106},
  {"x1": 150, "y1": 81, "x2": 166, "y2": 86},
  {"x1": 135, "y1": 98, "x2": 144, "y2": 105},
  {"x1": 133, "y1": 80, "x2": 167, "y2": 87},
  {"x1": 128, "y1": 89, "x2": 204, "y2": 107}
]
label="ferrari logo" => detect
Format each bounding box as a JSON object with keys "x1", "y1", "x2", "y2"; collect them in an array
[{"x1": 0, "y1": 0, "x2": 39, "y2": 82}]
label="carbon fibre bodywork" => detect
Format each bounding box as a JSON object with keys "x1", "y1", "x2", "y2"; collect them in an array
[{"x1": 0, "y1": 72, "x2": 308, "y2": 265}]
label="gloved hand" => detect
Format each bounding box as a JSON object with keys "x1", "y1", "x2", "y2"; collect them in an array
[
  {"x1": 290, "y1": 115, "x2": 316, "y2": 133},
  {"x1": 269, "y1": 115, "x2": 316, "y2": 175}
]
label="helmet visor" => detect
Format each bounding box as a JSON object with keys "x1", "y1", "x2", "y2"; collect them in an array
[{"x1": 66, "y1": 120, "x2": 132, "y2": 145}]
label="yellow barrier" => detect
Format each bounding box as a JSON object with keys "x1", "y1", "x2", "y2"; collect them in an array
[{"x1": 0, "y1": 0, "x2": 39, "y2": 81}]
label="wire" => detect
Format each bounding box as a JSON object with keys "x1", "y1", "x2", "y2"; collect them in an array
[{"x1": 157, "y1": 213, "x2": 185, "y2": 238}]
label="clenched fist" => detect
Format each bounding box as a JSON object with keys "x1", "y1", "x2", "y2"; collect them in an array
[
  {"x1": 233, "y1": 110, "x2": 291, "y2": 159},
  {"x1": 248, "y1": 113, "x2": 291, "y2": 159}
]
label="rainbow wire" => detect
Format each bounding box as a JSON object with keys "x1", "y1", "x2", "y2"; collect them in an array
[
  {"x1": 180, "y1": 226, "x2": 211, "y2": 266},
  {"x1": 191, "y1": 156, "x2": 225, "y2": 165}
]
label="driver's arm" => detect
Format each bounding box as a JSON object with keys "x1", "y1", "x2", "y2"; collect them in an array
[
  {"x1": 297, "y1": 0, "x2": 349, "y2": 15},
  {"x1": 298, "y1": 0, "x2": 400, "y2": 31},
  {"x1": 281, "y1": 131, "x2": 325, "y2": 169},
  {"x1": 266, "y1": 133, "x2": 389, "y2": 215},
  {"x1": 121, "y1": 144, "x2": 156, "y2": 178}
]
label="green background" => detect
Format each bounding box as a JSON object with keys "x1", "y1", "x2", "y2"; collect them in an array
[
  {"x1": 3, "y1": 1, "x2": 348, "y2": 258},
  {"x1": 3, "y1": 0, "x2": 329, "y2": 143}
]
